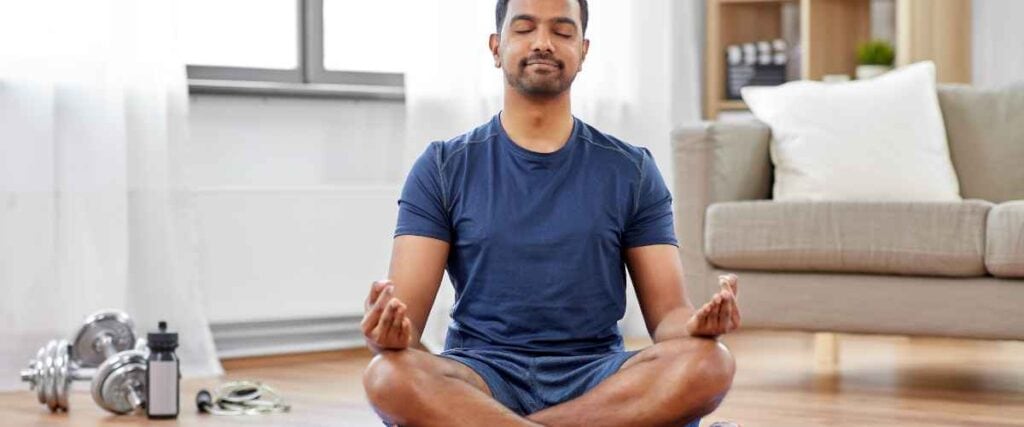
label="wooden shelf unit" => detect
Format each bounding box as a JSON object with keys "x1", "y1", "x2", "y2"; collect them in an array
[
  {"x1": 719, "y1": 99, "x2": 749, "y2": 111},
  {"x1": 705, "y1": 0, "x2": 871, "y2": 119},
  {"x1": 704, "y1": 0, "x2": 971, "y2": 119}
]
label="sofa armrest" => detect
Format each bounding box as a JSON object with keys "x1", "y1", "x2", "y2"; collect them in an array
[{"x1": 671, "y1": 120, "x2": 773, "y2": 303}]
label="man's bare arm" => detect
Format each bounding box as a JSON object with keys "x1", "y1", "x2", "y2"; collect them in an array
[
  {"x1": 388, "y1": 235, "x2": 449, "y2": 349},
  {"x1": 361, "y1": 235, "x2": 449, "y2": 353},
  {"x1": 625, "y1": 245, "x2": 740, "y2": 342},
  {"x1": 625, "y1": 244, "x2": 693, "y2": 342}
]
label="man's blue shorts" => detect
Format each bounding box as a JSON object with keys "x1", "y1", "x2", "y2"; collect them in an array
[{"x1": 440, "y1": 347, "x2": 701, "y2": 426}]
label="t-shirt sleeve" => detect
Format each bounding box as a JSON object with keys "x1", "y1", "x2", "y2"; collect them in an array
[
  {"x1": 622, "y1": 148, "x2": 679, "y2": 248},
  {"x1": 394, "y1": 142, "x2": 452, "y2": 242}
]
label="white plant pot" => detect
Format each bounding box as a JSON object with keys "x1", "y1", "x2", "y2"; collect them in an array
[{"x1": 856, "y1": 65, "x2": 893, "y2": 80}]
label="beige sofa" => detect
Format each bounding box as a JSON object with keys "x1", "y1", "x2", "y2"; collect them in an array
[{"x1": 672, "y1": 84, "x2": 1024, "y2": 340}]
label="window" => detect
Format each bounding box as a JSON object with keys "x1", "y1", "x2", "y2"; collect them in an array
[
  {"x1": 180, "y1": 0, "x2": 404, "y2": 99},
  {"x1": 322, "y1": 0, "x2": 406, "y2": 74}
]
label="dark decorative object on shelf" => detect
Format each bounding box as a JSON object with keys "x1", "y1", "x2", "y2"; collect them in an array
[{"x1": 725, "y1": 39, "x2": 788, "y2": 100}]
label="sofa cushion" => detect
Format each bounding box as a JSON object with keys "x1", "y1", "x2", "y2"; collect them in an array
[
  {"x1": 938, "y1": 84, "x2": 1024, "y2": 203},
  {"x1": 705, "y1": 200, "x2": 992, "y2": 277},
  {"x1": 741, "y1": 62, "x2": 961, "y2": 202},
  {"x1": 986, "y1": 201, "x2": 1024, "y2": 278}
]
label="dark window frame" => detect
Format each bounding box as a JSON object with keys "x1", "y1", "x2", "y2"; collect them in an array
[{"x1": 187, "y1": 0, "x2": 404, "y2": 100}]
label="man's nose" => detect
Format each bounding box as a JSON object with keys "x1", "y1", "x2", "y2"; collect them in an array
[{"x1": 530, "y1": 30, "x2": 554, "y2": 53}]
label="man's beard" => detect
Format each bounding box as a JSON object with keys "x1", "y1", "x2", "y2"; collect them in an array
[{"x1": 504, "y1": 54, "x2": 577, "y2": 97}]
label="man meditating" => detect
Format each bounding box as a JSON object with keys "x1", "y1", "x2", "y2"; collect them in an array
[{"x1": 361, "y1": 0, "x2": 741, "y2": 425}]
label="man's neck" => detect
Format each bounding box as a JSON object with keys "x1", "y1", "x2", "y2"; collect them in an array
[{"x1": 500, "y1": 86, "x2": 574, "y2": 154}]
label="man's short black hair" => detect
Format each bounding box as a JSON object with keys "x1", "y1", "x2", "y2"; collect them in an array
[{"x1": 495, "y1": 0, "x2": 589, "y2": 36}]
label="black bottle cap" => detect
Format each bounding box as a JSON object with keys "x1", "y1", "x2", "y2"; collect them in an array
[{"x1": 147, "y1": 320, "x2": 179, "y2": 351}]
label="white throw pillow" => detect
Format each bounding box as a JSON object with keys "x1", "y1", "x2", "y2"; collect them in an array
[{"x1": 741, "y1": 61, "x2": 961, "y2": 201}]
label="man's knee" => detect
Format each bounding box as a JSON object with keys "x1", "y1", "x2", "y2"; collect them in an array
[
  {"x1": 690, "y1": 339, "x2": 736, "y2": 390},
  {"x1": 363, "y1": 350, "x2": 423, "y2": 410},
  {"x1": 653, "y1": 338, "x2": 736, "y2": 416},
  {"x1": 691, "y1": 340, "x2": 735, "y2": 412}
]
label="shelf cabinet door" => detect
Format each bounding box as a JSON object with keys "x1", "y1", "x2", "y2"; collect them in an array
[
  {"x1": 896, "y1": 0, "x2": 972, "y2": 83},
  {"x1": 800, "y1": 0, "x2": 872, "y2": 81}
]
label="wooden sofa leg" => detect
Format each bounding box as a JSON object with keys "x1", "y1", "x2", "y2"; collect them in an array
[{"x1": 814, "y1": 332, "x2": 839, "y2": 372}]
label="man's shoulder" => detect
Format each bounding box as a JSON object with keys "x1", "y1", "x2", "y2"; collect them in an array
[
  {"x1": 577, "y1": 119, "x2": 650, "y2": 174},
  {"x1": 428, "y1": 118, "x2": 500, "y2": 169}
]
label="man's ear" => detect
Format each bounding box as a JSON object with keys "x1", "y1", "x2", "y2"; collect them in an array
[
  {"x1": 489, "y1": 33, "x2": 501, "y2": 68},
  {"x1": 579, "y1": 38, "x2": 590, "y2": 72}
]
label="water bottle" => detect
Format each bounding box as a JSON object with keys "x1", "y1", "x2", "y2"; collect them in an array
[{"x1": 146, "y1": 321, "x2": 180, "y2": 419}]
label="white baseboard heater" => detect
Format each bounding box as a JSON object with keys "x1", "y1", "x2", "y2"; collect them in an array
[{"x1": 210, "y1": 315, "x2": 366, "y2": 359}]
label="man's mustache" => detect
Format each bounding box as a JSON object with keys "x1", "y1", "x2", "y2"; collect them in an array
[{"x1": 520, "y1": 54, "x2": 564, "y2": 69}]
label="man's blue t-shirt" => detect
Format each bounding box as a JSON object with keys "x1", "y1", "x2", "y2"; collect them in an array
[{"x1": 394, "y1": 114, "x2": 677, "y2": 356}]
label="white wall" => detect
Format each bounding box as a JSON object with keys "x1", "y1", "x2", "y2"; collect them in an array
[
  {"x1": 186, "y1": 95, "x2": 405, "y2": 323},
  {"x1": 973, "y1": 0, "x2": 1024, "y2": 88},
  {"x1": 186, "y1": 96, "x2": 406, "y2": 188}
]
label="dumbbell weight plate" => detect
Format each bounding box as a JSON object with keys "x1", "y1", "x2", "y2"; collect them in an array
[
  {"x1": 34, "y1": 339, "x2": 72, "y2": 412},
  {"x1": 20, "y1": 340, "x2": 102, "y2": 413},
  {"x1": 72, "y1": 310, "x2": 136, "y2": 368},
  {"x1": 38, "y1": 341, "x2": 54, "y2": 406},
  {"x1": 48, "y1": 339, "x2": 72, "y2": 411},
  {"x1": 91, "y1": 350, "x2": 148, "y2": 414}
]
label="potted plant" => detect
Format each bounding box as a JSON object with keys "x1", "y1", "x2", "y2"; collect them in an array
[{"x1": 856, "y1": 40, "x2": 895, "y2": 79}]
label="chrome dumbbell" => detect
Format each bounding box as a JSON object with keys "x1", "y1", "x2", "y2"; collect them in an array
[
  {"x1": 19, "y1": 309, "x2": 148, "y2": 413},
  {"x1": 19, "y1": 340, "x2": 90, "y2": 412},
  {"x1": 71, "y1": 310, "x2": 138, "y2": 368},
  {"x1": 20, "y1": 340, "x2": 150, "y2": 414},
  {"x1": 91, "y1": 349, "x2": 149, "y2": 414}
]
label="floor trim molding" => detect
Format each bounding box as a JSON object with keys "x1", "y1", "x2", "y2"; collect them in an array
[{"x1": 210, "y1": 315, "x2": 365, "y2": 359}]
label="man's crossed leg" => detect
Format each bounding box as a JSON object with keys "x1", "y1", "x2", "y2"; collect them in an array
[{"x1": 363, "y1": 336, "x2": 735, "y2": 427}]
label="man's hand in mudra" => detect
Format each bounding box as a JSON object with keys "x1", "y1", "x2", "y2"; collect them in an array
[
  {"x1": 685, "y1": 274, "x2": 741, "y2": 338},
  {"x1": 361, "y1": 280, "x2": 413, "y2": 352}
]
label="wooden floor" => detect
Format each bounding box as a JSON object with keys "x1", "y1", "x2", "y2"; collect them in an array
[{"x1": 3, "y1": 330, "x2": 1024, "y2": 426}]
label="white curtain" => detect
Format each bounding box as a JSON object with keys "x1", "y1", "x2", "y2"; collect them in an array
[
  {"x1": 0, "y1": 0, "x2": 222, "y2": 391},
  {"x1": 403, "y1": 0, "x2": 704, "y2": 349}
]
